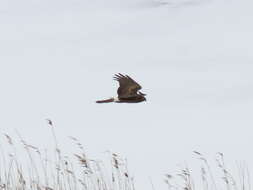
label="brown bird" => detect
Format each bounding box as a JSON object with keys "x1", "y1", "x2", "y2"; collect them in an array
[{"x1": 96, "y1": 73, "x2": 146, "y2": 103}]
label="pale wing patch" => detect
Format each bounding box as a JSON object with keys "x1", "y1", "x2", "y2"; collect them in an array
[{"x1": 113, "y1": 97, "x2": 119, "y2": 102}]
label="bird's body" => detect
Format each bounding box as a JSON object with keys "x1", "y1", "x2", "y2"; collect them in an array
[{"x1": 96, "y1": 73, "x2": 146, "y2": 103}]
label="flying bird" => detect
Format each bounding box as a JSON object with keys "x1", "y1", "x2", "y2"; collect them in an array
[{"x1": 96, "y1": 73, "x2": 146, "y2": 103}]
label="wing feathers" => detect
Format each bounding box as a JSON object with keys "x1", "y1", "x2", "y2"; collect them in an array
[{"x1": 114, "y1": 73, "x2": 142, "y2": 98}]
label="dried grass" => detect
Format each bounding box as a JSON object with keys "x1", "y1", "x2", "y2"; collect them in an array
[{"x1": 0, "y1": 121, "x2": 251, "y2": 190}]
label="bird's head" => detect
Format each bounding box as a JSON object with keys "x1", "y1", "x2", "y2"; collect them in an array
[{"x1": 138, "y1": 91, "x2": 147, "y2": 102}]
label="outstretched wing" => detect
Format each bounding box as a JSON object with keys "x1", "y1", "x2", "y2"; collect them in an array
[{"x1": 113, "y1": 73, "x2": 142, "y2": 98}]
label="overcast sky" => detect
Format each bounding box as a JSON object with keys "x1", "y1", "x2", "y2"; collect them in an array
[{"x1": 0, "y1": 0, "x2": 253, "y2": 189}]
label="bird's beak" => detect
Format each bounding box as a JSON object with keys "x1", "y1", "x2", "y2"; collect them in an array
[{"x1": 139, "y1": 91, "x2": 147, "y2": 96}]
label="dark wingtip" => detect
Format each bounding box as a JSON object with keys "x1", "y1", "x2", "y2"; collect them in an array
[
  {"x1": 113, "y1": 73, "x2": 126, "y2": 80},
  {"x1": 126, "y1": 75, "x2": 131, "y2": 79},
  {"x1": 113, "y1": 76, "x2": 119, "y2": 81}
]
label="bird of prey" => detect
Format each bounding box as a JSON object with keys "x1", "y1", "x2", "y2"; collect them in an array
[{"x1": 96, "y1": 73, "x2": 146, "y2": 103}]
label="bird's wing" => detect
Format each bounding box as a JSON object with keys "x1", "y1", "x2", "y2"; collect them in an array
[{"x1": 113, "y1": 73, "x2": 142, "y2": 98}]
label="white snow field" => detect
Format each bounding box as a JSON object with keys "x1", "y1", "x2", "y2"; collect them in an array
[{"x1": 0, "y1": 0, "x2": 253, "y2": 188}]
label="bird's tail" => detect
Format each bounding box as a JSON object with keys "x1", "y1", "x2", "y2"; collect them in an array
[{"x1": 96, "y1": 98, "x2": 115, "y2": 103}]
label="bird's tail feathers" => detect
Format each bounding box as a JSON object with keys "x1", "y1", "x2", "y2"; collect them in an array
[{"x1": 96, "y1": 98, "x2": 115, "y2": 103}]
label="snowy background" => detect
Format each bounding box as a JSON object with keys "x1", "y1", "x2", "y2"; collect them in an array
[{"x1": 0, "y1": 0, "x2": 253, "y2": 188}]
